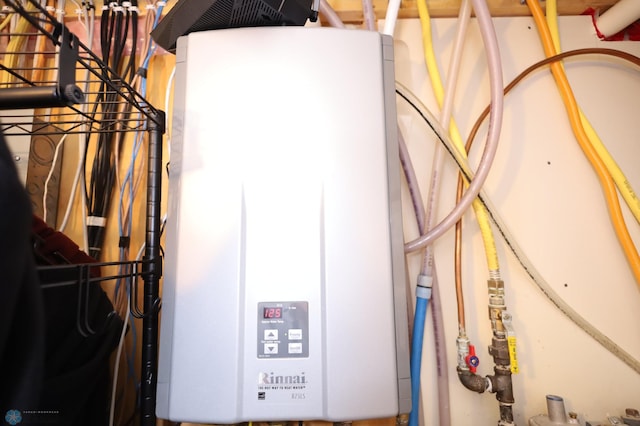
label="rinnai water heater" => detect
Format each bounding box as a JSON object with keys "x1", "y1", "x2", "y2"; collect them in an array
[{"x1": 157, "y1": 26, "x2": 411, "y2": 423}]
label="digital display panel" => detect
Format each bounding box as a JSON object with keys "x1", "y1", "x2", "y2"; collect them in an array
[
  {"x1": 263, "y1": 307, "x2": 282, "y2": 319},
  {"x1": 258, "y1": 301, "x2": 309, "y2": 359}
]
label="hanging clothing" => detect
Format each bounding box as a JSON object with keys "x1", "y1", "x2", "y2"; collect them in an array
[
  {"x1": 0, "y1": 130, "x2": 45, "y2": 412},
  {"x1": 0, "y1": 127, "x2": 123, "y2": 425},
  {"x1": 34, "y1": 216, "x2": 123, "y2": 426}
]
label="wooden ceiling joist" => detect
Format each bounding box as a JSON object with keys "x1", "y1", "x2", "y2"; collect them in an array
[{"x1": 325, "y1": 0, "x2": 619, "y2": 24}]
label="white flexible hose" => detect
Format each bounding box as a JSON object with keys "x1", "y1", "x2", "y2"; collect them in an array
[
  {"x1": 109, "y1": 292, "x2": 130, "y2": 426},
  {"x1": 382, "y1": 0, "x2": 402, "y2": 35},
  {"x1": 404, "y1": 0, "x2": 504, "y2": 252},
  {"x1": 43, "y1": 134, "x2": 68, "y2": 224},
  {"x1": 58, "y1": 141, "x2": 84, "y2": 231}
]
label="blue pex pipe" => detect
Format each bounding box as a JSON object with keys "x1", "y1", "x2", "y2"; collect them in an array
[{"x1": 410, "y1": 286, "x2": 431, "y2": 426}]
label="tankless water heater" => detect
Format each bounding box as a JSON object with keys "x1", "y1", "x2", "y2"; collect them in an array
[{"x1": 156, "y1": 26, "x2": 410, "y2": 423}]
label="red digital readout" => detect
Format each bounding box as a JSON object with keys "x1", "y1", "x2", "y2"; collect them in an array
[{"x1": 263, "y1": 307, "x2": 282, "y2": 319}]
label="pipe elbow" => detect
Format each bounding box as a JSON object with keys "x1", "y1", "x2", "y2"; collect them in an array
[{"x1": 457, "y1": 367, "x2": 489, "y2": 394}]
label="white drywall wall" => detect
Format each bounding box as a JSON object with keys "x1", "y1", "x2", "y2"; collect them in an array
[{"x1": 394, "y1": 15, "x2": 640, "y2": 425}]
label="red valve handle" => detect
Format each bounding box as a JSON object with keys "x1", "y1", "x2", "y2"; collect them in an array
[{"x1": 465, "y1": 344, "x2": 479, "y2": 373}]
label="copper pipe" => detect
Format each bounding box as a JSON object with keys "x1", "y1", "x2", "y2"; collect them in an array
[
  {"x1": 454, "y1": 181, "x2": 465, "y2": 330},
  {"x1": 453, "y1": 47, "x2": 640, "y2": 335}
]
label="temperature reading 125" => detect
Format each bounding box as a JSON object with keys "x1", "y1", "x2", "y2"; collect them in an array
[{"x1": 263, "y1": 307, "x2": 282, "y2": 319}]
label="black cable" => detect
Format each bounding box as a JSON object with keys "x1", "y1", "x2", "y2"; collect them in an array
[
  {"x1": 122, "y1": 0, "x2": 138, "y2": 82},
  {"x1": 85, "y1": 0, "x2": 138, "y2": 259},
  {"x1": 395, "y1": 89, "x2": 470, "y2": 183},
  {"x1": 130, "y1": 2, "x2": 138, "y2": 82},
  {"x1": 111, "y1": 1, "x2": 124, "y2": 71}
]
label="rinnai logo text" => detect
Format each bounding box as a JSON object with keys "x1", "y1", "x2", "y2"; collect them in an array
[{"x1": 258, "y1": 372, "x2": 306, "y2": 385}]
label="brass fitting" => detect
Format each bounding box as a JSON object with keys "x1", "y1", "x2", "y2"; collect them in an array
[
  {"x1": 488, "y1": 337, "x2": 514, "y2": 405},
  {"x1": 487, "y1": 279, "x2": 506, "y2": 336},
  {"x1": 396, "y1": 413, "x2": 409, "y2": 426}
]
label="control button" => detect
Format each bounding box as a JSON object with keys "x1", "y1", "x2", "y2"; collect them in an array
[
  {"x1": 288, "y1": 343, "x2": 303, "y2": 354},
  {"x1": 288, "y1": 329, "x2": 303, "y2": 340},
  {"x1": 264, "y1": 343, "x2": 278, "y2": 354},
  {"x1": 264, "y1": 329, "x2": 279, "y2": 340}
]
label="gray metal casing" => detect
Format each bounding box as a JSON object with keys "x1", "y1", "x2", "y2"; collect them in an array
[{"x1": 156, "y1": 27, "x2": 410, "y2": 423}]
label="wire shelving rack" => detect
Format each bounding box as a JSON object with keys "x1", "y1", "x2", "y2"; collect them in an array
[{"x1": 0, "y1": 1, "x2": 164, "y2": 424}]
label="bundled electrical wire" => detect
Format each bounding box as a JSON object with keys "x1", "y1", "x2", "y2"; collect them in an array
[
  {"x1": 85, "y1": 0, "x2": 139, "y2": 260},
  {"x1": 70, "y1": 2, "x2": 147, "y2": 422}
]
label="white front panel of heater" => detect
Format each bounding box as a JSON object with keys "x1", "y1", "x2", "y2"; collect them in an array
[{"x1": 158, "y1": 27, "x2": 400, "y2": 423}]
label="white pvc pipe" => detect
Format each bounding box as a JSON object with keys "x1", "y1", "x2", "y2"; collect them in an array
[
  {"x1": 595, "y1": 0, "x2": 640, "y2": 38},
  {"x1": 382, "y1": 0, "x2": 402, "y2": 35}
]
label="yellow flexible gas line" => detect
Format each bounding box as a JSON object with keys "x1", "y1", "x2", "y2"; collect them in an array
[
  {"x1": 545, "y1": 0, "x2": 561, "y2": 53},
  {"x1": 527, "y1": 0, "x2": 640, "y2": 286},
  {"x1": 0, "y1": 14, "x2": 11, "y2": 32},
  {"x1": 546, "y1": 0, "x2": 640, "y2": 226},
  {"x1": 417, "y1": 0, "x2": 500, "y2": 273},
  {"x1": 2, "y1": 4, "x2": 34, "y2": 85},
  {"x1": 417, "y1": 0, "x2": 464, "y2": 149}
]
